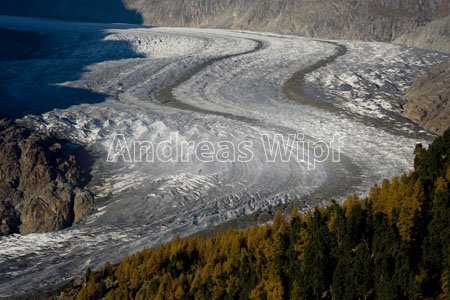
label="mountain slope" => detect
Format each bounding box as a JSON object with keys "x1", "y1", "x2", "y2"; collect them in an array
[
  {"x1": 395, "y1": 14, "x2": 450, "y2": 53},
  {"x1": 1, "y1": 0, "x2": 449, "y2": 51},
  {"x1": 129, "y1": 0, "x2": 450, "y2": 42},
  {"x1": 403, "y1": 60, "x2": 450, "y2": 135}
]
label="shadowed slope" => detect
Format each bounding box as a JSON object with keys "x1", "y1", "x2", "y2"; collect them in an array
[
  {"x1": 0, "y1": 19, "x2": 146, "y2": 118},
  {"x1": 0, "y1": 0, "x2": 142, "y2": 24}
]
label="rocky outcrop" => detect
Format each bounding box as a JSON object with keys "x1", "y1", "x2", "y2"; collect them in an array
[
  {"x1": 0, "y1": 200, "x2": 20, "y2": 235},
  {"x1": 395, "y1": 15, "x2": 450, "y2": 53},
  {"x1": 403, "y1": 60, "x2": 450, "y2": 135},
  {"x1": 0, "y1": 119, "x2": 93, "y2": 235},
  {"x1": 1, "y1": 0, "x2": 449, "y2": 51}
]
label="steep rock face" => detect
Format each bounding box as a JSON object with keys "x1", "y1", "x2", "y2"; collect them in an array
[
  {"x1": 395, "y1": 15, "x2": 450, "y2": 53},
  {"x1": 0, "y1": 200, "x2": 20, "y2": 235},
  {"x1": 403, "y1": 60, "x2": 450, "y2": 135},
  {"x1": 0, "y1": 119, "x2": 93, "y2": 235}
]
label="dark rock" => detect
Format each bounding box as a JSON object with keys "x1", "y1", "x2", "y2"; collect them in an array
[
  {"x1": 403, "y1": 60, "x2": 450, "y2": 135},
  {"x1": 0, "y1": 119, "x2": 93, "y2": 235},
  {"x1": 0, "y1": 200, "x2": 20, "y2": 235}
]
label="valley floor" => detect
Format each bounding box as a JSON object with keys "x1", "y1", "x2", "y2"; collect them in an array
[{"x1": 0, "y1": 16, "x2": 447, "y2": 296}]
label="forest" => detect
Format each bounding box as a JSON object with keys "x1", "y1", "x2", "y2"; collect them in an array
[{"x1": 56, "y1": 128, "x2": 450, "y2": 299}]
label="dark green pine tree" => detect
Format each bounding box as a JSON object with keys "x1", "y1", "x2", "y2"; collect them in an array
[
  {"x1": 422, "y1": 177, "x2": 450, "y2": 297},
  {"x1": 301, "y1": 209, "x2": 336, "y2": 299},
  {"x1": 372, "y1": 213, "x2": 404, "y2": 299}
]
